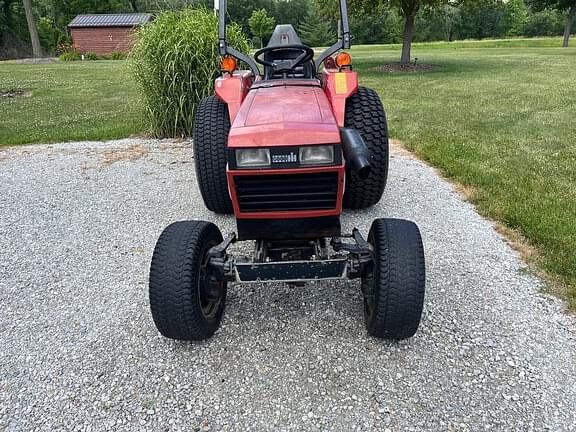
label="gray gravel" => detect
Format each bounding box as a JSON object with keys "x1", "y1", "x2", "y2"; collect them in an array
[{"x1": 1, "y1": 138, "x2": 575, "y2": 432}]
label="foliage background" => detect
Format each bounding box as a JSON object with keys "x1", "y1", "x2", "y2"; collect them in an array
[{"x1": 0, "y1": 0, "x2": 574, "y2": 59}]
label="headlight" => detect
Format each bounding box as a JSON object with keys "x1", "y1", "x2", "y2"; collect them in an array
[
  {"x1": 299, "y1": 145, "x2": 334, "y2": 165},
  {"x1": 236, "y1": 148, "x2": 271, "y2": 168}
]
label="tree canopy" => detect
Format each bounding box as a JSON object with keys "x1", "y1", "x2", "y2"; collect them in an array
[
  {"x1": 248, "y1": 8, "x2": 276, "y2": 47},
  {"x1": 526, "y1": 0, "x2": 576, "y2": 46},
  {"x1": 1, "y1": 0, "x2": 573, "y2": 60}
]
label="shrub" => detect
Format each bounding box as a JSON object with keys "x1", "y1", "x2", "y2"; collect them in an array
[
  {"x1": 523, "y1": 9, "x2": 564, "y2": 37},
  {"x1": 59, "y1": 50, "x2": 81, "y2": 61},
  {"x1": 110, "y1": 51, "x2": 127, "y2": 60},
  {"x1": 131, "y1": 7, "x2": 250, "y2": 138},
  {"x1": 38, "y1": 17, "x2": 66, "y2": 55},
  {"x1": 56, "y1": 41, "x2": 74, "y2": 56},
  {"x1": 84, "y1": 52, "x2": 99, "y2": 60}
]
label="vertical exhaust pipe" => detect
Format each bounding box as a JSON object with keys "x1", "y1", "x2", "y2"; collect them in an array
[{"x1": 340, "y1": 128, "x2": 371, "y2": 179}]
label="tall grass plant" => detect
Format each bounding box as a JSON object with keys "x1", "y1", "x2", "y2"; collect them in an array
[{"x1": 131, "y1": 7, "x2": 249, "y2": 137}]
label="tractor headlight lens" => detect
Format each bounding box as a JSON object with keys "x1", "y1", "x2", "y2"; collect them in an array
[
  {"x1": 236, "y1": 148, "x2": 271, "y2": 168},
  {"x1": 299, "y1": 145, "x2": 334, "y2": 165}
]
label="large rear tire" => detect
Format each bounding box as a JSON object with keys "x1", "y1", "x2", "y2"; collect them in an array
[
  {"x1": 149, "y1": 221, "x2": 227, "y2": 341},
  {"x1": 193, "y1": 96, "x2": 233, "y2": 214},
  {"x1": 362, "y1": 218, "x2": 425, "y2": 340},
  {"x1": 343, "y1": 87, "x2": 389, "y2": 209}
]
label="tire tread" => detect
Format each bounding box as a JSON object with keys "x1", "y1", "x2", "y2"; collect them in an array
[
  {"x1": 365, "y1": 218, "x2": 425, "y2": 339},
  {"x1": 343, "y1": 87, "x2": 389, "y2": 209},
  {"x1": 149, "y1": 221, "x2": 226, "y2": 341},
  {"x1": 193, "y1": 96, "x2": 233, "y2": 214}
]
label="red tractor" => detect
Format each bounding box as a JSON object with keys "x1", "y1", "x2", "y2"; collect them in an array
[{"x1": 149, "y1": 0, "x2": 425, "y2": 341}]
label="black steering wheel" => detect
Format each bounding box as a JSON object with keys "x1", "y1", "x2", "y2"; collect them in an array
[{"x1": 254, "y1": 44, "x2": 315, "y2": 76}]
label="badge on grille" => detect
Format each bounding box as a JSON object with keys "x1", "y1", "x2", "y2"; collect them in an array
[{"x1": 272, "y1": 152, "x2": 297, "y2": 164}]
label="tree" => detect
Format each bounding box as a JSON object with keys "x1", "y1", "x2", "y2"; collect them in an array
[
  {"x1": 503, "y1": 0, "x2": 528, "y2": 35},
  {"x1": 398, "y1": 0, "x2": 430, "y2": 63},
  {"x1": 23, "y1": 0, "x2": 41, "y2": 57},
  {"x1": 560, "y1": 3, "x2": 575, "y2": 46},
  {"x1": 523, "y1": 8, "x2": 564, "y2": 36},
  {"x1": 273, "y1": 0, "x2": 309, "y2": 29},
  {"x1": 351, "y1": 8, "x2": 402, "y2": 44},
  {"x1": 527, "y1": 0, "x2": 576, "y2": 46},
  {"x1": 298, "y1": 2, "x2": 336, "y2": 46},
  {"x1": 456, "y1": 0, "x2": 508, "y2": 40},
  {"x1": 249, "y1": 8, "x2": 275, "y2": 47},
  {"x1": 328, "y1": 0, "x2": 445, "y2": 64},
  {"x1": 413, "y1": 4, "x2": 458, "y2": 42}
]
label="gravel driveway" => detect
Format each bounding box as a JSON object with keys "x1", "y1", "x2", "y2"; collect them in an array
[{"x1": 1, "y1": 139, "x2": 575, "y2": 431}]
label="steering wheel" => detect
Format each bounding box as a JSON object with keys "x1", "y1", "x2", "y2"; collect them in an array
[{"x1": 254, "y1": 44, "x2": 315, "y2": 76}]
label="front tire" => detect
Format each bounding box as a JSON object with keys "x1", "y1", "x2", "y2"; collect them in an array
[
  {"x1": 193, "y1": 96, "x2": 233, "y2": 214},
  {"x1": 343, "y1": 87, "x2": 389, "y2": 209},
  {"x1": 362, "y1": 218, "x2": 425, "y2": 340},
  {"x1": 149, "y1": 221, "x2": 227, "y2": 341}
]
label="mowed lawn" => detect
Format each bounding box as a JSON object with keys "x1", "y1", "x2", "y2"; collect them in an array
[
  {"x1": 0, "y1": 61, "x2": 143, "y2": 145},
  {"x1": 0, "y1": 39, "x2": 575, "y2": 306},
  {"x1": 352, "y1": 43, "x2": 576, "y2": 306}
]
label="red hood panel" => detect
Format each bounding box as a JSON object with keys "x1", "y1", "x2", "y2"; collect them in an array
[{"x1": 228, "y1": 84, "x2": 340, "y2": 147}]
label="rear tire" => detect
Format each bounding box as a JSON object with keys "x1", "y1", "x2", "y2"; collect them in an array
[
  {"x1": 149, "y1": 221, "x2": 227, "y2": 341},
  {"x1": 193, "y1": 96, "x2": 233, "y2": 214},
  {"x1": 362, "y1": 218, "x2": 425, "y2": 340},
  {"x1": 343, "y1": 87, "x2": 389, "y2": 209}
]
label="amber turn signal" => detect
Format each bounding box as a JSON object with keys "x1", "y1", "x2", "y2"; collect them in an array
[
  {"x1": 335, "y1": 52, "x2": 352, "y2": 68},
  {"x1": 221, "y1": 56, "x2": 237, "y2": 73}
]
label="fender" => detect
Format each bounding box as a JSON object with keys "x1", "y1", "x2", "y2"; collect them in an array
[
  {"x1": 214, "y1": 71, "x2": 254, "y2": 123},
  {"x1": 322, "y1": 68, "x2": 358, "y2": 127}
]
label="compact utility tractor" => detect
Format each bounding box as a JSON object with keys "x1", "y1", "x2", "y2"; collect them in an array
[{"x1": 149, "y1": 0, "x2": 425, "y2": 341}]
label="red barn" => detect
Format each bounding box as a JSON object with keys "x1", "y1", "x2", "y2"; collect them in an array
[{"x1": 68, "y1": 14, "x2": 152, "y2": 56}]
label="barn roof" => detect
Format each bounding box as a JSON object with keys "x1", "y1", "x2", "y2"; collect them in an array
[{"x1": 68, "y1": 14, "x2": 152, "y2": 28}]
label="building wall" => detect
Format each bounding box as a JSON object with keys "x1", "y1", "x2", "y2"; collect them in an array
[{"x1": 70, "y1": 27, "x2": 137, "y2": 55}]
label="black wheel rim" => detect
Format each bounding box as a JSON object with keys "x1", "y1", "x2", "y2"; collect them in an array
[{"x1": 198, "y1": 243, "x2": 224, "y2": 320}]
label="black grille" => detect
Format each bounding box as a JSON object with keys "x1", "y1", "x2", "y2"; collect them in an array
[{"x1": 234, "y1": 172, "x2": 338, "y2": 213}]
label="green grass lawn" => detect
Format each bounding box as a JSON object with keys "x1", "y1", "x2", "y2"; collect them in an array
[
  {"x1": 0, "y1": 61, "x2": 143, "y2": 145},
  {"x1": 1, "y1": 38, "x2": 575, "y2": 306},
  {"x1": 351, "y1": 44, "x2": 576, "y2": 306}
]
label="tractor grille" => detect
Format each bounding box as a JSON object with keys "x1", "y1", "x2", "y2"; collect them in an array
[{"x1": 234, "y1": 172, "x2": 338, "y2": 213}]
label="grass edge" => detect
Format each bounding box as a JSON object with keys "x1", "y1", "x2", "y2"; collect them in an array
[{"x1": 390, "y1": 139, "x2": 575, "y2": 313}]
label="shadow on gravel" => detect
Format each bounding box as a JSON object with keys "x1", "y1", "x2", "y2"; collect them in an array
[{"x1": 224, "y1": 281, "x2": 365, "y2": 337}]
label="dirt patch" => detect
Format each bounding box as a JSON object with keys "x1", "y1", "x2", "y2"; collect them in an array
[
  {"x1": 15, "y1": 57, "x2": 57, "y2": 65},
  {"x1": 101, "y1": 144, "x2": 149, "y2": 166},
  {"x1": 372, "y1": 63, "x2": 438, "y2": 73},
  {"x1": 1, "y1": 89, "x2": 32, "y2": 98}
]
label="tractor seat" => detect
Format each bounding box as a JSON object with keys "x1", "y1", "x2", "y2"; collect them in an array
[{"x1": 262, "y1": 25, "x2": 315, "y2": 80}]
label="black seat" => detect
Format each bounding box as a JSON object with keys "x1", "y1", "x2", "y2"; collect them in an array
[{"x1": 262, "y1": 25, "x2": 315, "y2": 80}]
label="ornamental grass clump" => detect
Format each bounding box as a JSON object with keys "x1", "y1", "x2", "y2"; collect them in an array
[{"x1": 131, "y1": 7, "x2": 249, "y2": 138}]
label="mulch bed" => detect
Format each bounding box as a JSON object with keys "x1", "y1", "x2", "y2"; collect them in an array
[{"x1": 372, "y1": 63, "x2": 438, "y2": 73}]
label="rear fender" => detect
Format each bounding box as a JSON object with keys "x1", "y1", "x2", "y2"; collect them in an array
[
  {"x1": 215, "y1": 71, "x2": 254, "y2": 123},
  {"x1": 322, "y1": 69, "x2": 358, "y2": 127}
]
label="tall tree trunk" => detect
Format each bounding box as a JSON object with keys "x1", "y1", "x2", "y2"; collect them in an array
[
  {"x1": 23, "y1": 0, "x2": 42, "y2": 58},
  {"x1": 401, "y1": 11, "x2": 416, "y2": 64},
  {"x1": 563, "y1": 6, "x2": 575, "y2": 48}
]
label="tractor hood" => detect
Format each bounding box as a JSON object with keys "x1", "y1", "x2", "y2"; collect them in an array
[{"x1": 227, "y1": 81, "x2": 341, "y2": 148}]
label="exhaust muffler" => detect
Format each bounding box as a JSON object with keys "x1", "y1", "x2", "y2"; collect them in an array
[{"x1": 340, "y1": 128, "x2": 371, "y2": 179}]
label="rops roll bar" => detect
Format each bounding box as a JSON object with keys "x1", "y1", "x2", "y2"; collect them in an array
[{"x1": 216, "y1": 0, "x2": 352, "y2": 76}]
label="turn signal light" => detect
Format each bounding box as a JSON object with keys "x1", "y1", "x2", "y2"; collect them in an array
[
  {"x1": 221, "y1": 56, "x2": 237, "y2": 73},
  {"x1": 336, "y1": 52, "x2": 352, "y2": 68}
]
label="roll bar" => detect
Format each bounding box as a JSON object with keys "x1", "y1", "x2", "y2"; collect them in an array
[
  {"x1": 217, "y1": 0, "x2": 351, "y2": 76},
  {"x1": 315, "y1": 0, "x2": 351, "y2": 69},
  {"x1": 217, "y1": 0, "x2": 260, "y2": 75}
]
